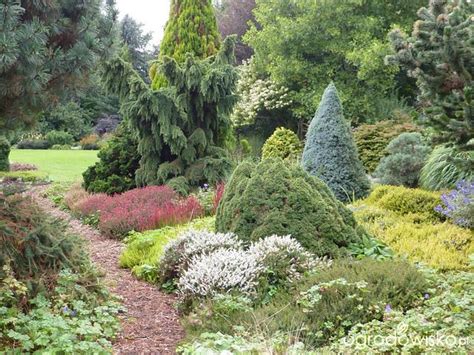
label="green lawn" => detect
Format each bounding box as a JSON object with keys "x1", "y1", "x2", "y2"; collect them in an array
[{"x1": 10, "y1": 149, "x2": 99, "y2": 183}]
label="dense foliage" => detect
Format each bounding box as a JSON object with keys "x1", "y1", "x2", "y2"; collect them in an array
[
  {"x1": 150, "y1": 0, "x2": 221, "y2": 88},
  {"x1": 182, "y1": 258, "x2": 428, "y2": 349},
  {"x1": 353, "y1": 186, "x2": 473, "y2": 271},
  {"x1": 72, "y1": 186, "x2": 203, "y2": 238},
  {"x1": 436, "y1": 180, "x2": 474, "y2": 228},
  {"x1": 325, "y1": 270, "x2": 473, "y2": 353},
  {"x1": 420, "y1": 145, "x2": 474, "y2": 190},
  {"x1": 261, "y1": 127, "x2": 301, "y2": 161},
  {"x1": 215, "y1": 0, "x2": 255, "y2": 63},
  {"x1": 245, "y1": 0, "x2": 424, "y2": 121},
  {"x1": 0, "y1": 0, "x2": 117, "y2": 133},
  {"x1": 0, "y1": 194, "x2": 121, "y2": 352},
  {"x1": 0, "y1": 138, "x2": 10, "y2": 172},
  {"x1": 353, "y1": 120, "x2": 419, "y2": 173},
  {"x1": 120, "y1": 217, "x2": 215, "y2": 283},
  {"x1": 387, "y1": 0, "x2": 474, "y2": 152},
  {"x1": 83, "y1": 123, "x2": 140, "y2": 194},
  {"x1": 302, "y1": 83, "x2": 370, "y2": 201},
  {"x1": 216, "y1": 158, "x2": 366, "y2": 257},
  {"x1": 375, "y1": 133, "x2": 431, "y2": 187},
  {"x1": 102, "y1": 37, "x2": 238, "y2": 191}
]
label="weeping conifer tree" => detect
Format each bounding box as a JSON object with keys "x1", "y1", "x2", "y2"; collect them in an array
[
  {"x1": 102, "y1": 36, "x2": 238, "y2": 193},
  {"x1": 149, "y1": 0, "x2": 221, "y2": 89}
]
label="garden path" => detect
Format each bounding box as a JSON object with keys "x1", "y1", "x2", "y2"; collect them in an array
[{"x1": 29, "y1": 187, "x2": 185, "y2": 354}]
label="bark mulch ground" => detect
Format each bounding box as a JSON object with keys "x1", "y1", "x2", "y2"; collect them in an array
[{"x1": 29, "y1": 187, "x2": 185, "y2": 354}]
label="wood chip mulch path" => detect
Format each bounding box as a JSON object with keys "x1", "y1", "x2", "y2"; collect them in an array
[{"x1": 29, "y1": 187, "x2": 185, "y2": 354}]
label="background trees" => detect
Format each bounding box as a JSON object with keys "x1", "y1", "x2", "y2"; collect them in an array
[
  {"x1": 245, "y1": 0, "x2": 425, "y2": 124},
  {"x1": 150, "y1": 0, "x2": 221, "y2": 88},
  {"x1": 387, "y1": 0, "x2": 473, "y2": 152},
  {"x1": 0, "y1": 0, "x2": 118, "y2": 133}
]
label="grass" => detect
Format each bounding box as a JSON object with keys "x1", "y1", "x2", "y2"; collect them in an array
[{"x1": 9, "y1": 149, "x2": 98, "y2": 183}]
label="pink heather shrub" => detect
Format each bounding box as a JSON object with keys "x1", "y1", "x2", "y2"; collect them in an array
[
  {"x1": 75, "y1": 186, "x2": 203, "y2": 238},
  {"x1": 213, "y1": 183, "x2": 225, "y2": 213}
]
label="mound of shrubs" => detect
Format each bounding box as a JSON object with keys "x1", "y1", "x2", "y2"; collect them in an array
[
  {"x1": 156, "y1": 231, "x2": 330, "y2": 304},
  {"x1": 216, "y1": 158, "x2": 368, "y2": 257},
  {"x1": 16, "y1": 139, "x2": 51, "y2": 150},
  {"x1": 374, "y1": 132, "x2": 431, "y2": 187},
  {"x1": 181, "y1": 257, "x2": 428, "y2": 349},
  {"x1": 353, "y1": 120, "x2": 419, "y2": 174},
  {"x1": 71, "y1": 185, "x2": 203, "y2": 238},
  {"x1": 352, "y1": 186, "x2": 473, "y2": 270},
  {"x1": 261, "y1": 127, "x2": 302, "y2": 161}
]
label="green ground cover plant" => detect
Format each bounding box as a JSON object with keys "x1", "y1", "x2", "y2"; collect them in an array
[
  {"x1": 119, "y1": 217, "x2": 215, "y2": 283},
  {"x1": 0, "y1": 193, "x2": 121, "y2": 352},
  {"x1": 352, "y1": 186, "x2": 473, "y2": 271}
]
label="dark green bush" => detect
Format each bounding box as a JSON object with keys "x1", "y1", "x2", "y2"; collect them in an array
[
  {"x1": 375, "y1": 132, "x2": 431, "y2": 187},
  {"x1": 420, "y1": 145, "x2": 474, "y2": 190},
  {"x1": 50, "y1": 144, "x2": 71, "y2": 150},
  {"x1": 45, "y1": 130, "x2": 74, "y2": 146},
  {"x1": 16, "y1": 139, "x2": 51, "y2": 150},
  {"x1": 83, "y1": 123, "x2": 140, "y2": 194},
  {"x1": 261, "y1": 127, "x2": 302, "y2": 161},
  {"x1": 216, "y1": 158, "x2": 366, "y2": 257},
  {"x1": 0, "y1": 137, "x2": 10, "y2": 172},
  {"x1": 301, "y1": 83, "x2": 370, "y2": 202},
  {"x1": 353, "y1": 120, "x2": 420, "y2": 174}
]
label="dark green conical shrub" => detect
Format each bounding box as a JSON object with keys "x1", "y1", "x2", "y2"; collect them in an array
[
  {"x1": 215, "y1": 158, "x2": 366, "y2": 257},
  {"x1": 301, "y1": 83, "x2": 370, "y2": 202},
  {"x1": 83, "y1": 123, "x2": 141, "y2": 195},
  {"x1": 0, "y1": 137, "x2": 10, "y2": 172}
]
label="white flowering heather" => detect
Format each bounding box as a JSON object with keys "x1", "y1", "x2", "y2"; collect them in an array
[
  {"x1": 158, "y1": 229, "x2": 243, "y2": 285},
  {"x1": 249, "y1": 235, "x2": 332, "y2": 282},
  {"x1": 232, "y1": 58, "x2": 292, "y2": 126},
  {"x1": 178, "y1": 249, "x2": 263, "y2": 298}
]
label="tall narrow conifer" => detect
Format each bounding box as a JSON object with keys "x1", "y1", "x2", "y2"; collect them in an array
[{"x1": 301, "y1": 83, "x2": 370, "y2": 202}]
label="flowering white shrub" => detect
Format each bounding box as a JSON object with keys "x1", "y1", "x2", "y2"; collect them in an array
[
  {"x1": 249, "y1": 235, "x2": 332, "y2": 283},
  {"x1": 178, "y1": 249, "x2": 263, "y2": 298},
  {"x1": 158, "y1": 229, "x2": 242, "y2": 285},
  {"x1": 232, "y1": 58, "x2": 292, "y2": 126}
]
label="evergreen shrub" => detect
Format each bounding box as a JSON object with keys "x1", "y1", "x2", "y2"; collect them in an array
[
  {"x1": 261, "y1": 127, "x2": 302, "y2": 161},
  {"x1": 365, "y1": 185, "x2": 442, "y2": 221},
  {"x1": 353, "y1": 120, "x2": 419, "y2": 173},
  {"x1": 83, "y1": 124, "x2": 140, "y2": 194},
  {"x1": 0, "y1": 194, "x2": 79, "y2": 295},
  {"x1": 374, "y1": 132, "x2": 431, "y2": 187},
  {"x1": 0, "y1": 137, "x2": 10, "y2": 171},
  {"x1": 45, "y1": 130, "x2": 74, "y2": 146},
  {"x1": 16, "y1": 139, "x2": 51, "y2": 150},
  {"x1": 301, "y1": 83, "x2": 370, "y2": 202},
  {"x1": 216, "y1": 158, "x2": 367, "y2": 257}
]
